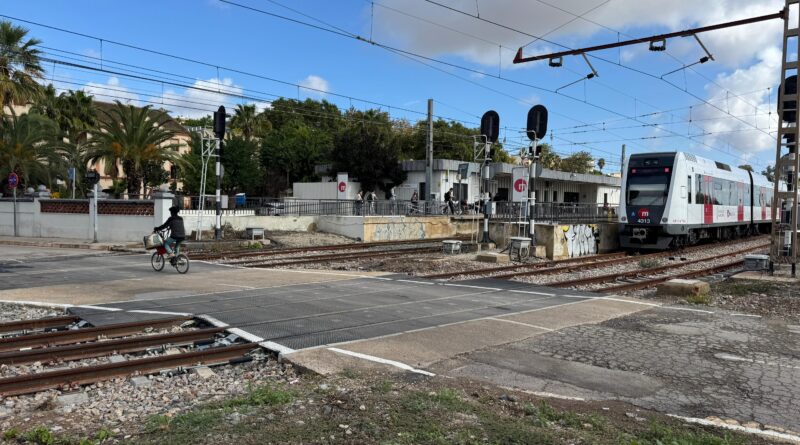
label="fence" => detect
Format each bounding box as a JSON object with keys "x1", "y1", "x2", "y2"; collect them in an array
[
  {"x1": 491, "y1": 202, "x2": 619, "y2": 223},
  {"x1": 176, "y1": 195, "x2": 616, "y2": 222}
]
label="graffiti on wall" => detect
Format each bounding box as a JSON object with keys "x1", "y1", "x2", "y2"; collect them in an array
[{"x1": 562, "y1": 224, "x2": 598, "y2": 257}]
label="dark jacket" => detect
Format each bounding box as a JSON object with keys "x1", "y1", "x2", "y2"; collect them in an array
[
  {"x1": 156, "y1": 215, "x2": 186, "y2": 239},
  {"x1": 444, "y1": 191, "x2": 452, "y2": 202}
]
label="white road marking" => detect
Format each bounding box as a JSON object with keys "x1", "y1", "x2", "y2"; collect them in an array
[
  {"x1": 260, "y1": 341, "x2": 296, "y2": 356},
  {"x1": 197, "y1": 314, "x2": 229, "y2": 328},
  {"x1": 327, "y1": 347, "x2": 435, "y2": 376},
  {"x1": 217, "y1": 283, "x2": 256, "y2": 289},
  {"x1": 489, "y1": 317, "x2": 562, "y2": 333},
  {"x1": 714, "y1": 352, "x2": 800, "y2": 370},
  {"x1": 509, "y1": 289, "x2": 556, "y2": 297},
  {"x1": 128, "y1": 309, "x2": 193, "y2": 316},
  {"x1": 668, "y1": 414, "x2": 800, "y2": 444}
]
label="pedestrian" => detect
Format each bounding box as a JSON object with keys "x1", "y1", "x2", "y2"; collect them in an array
[
  {"x1": 355, "y1": 190, "x2": 364, "y2": 215},
  {"x1": 367, "y1": 190, "x2": 376, "y2": 214},
  {"x1": 444, "y1": 187, "x2": 455, "y2": 214},
  {"x1": 388, "y1": 187, "x2": 397, "y2": 214},
  {"x1": 410, "y1": 190, "x2": 419, "y2": 214}
]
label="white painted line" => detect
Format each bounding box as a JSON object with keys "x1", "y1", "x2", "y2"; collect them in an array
[
  {"x1": 0, "y1": 300, "x2": 74, "y2": 309},
  {"x1": 197, "y1": 314, "x2": 229, "y2": 328},
  {"x1": 501, "y1": 386, "x2": 586, "y2": 401},
  {"x1": 658, "y1": 306, "x2": 714, "y2": 314},
  {"x1": 443, "y1": 283, "x2": 503, "y2": 291},
  {"x1": 217, "y1": 283, "x2": 256, "y2": 289},
  {"x1": 714, "y1": 352, "x2": 800, "y2": 370},
  {"x1": 74, "y1": 305, "x2": 122, "y2": 312},
  {"x1": 260, "y1": 341, "x2": 296, "y2": 356},
  {"x1": 398, "y1": 279, "x2": 435, "y2": 285},
  {"x1": 129, "y1": 309, "x2": 193, "y2": 316},
  {"x1": 668, "y1": 414, "x2": 800, "y2": 444},
  {"x1": 731, "y1": 313, "x2": 762, "y2": 318},
  {"x1": 327, "y1": 347, "x2": 435, "y2": 376},
  {"x1": 509, "y1": 290, "x2": 556, "y2": 297},
  {"x1": 489, "y1": 317, "x2": 561, "y2": 333},
  {"x1": 597, "y1": 296, "x2": 660, "y2": 307}
]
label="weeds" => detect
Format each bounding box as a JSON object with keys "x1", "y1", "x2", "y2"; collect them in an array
[
  {"x1": 686, "y1": 293, "x2": 712, "y2": 305},
  {"x1": 639, "y1": 259, "x2": 661, "y2": 269},
  {"x1": 21, "y1": 426, "x2": 55, "y2": 445},
  {"x1": 224, "y1": 384, "x2": 293, "y2": 408},
  {"x1": 626, "y1": 421, "x2": 748, "y2": 445}
]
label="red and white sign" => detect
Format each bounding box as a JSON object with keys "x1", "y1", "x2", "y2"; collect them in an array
[
  {"x1": 511, "y1": 167, "x2": 529, "y2": 202},
  {"x1": 7, "y1": 172, "x2": 18, "y2": 190},
  {"x1": 637, "y1": 208, "x2": 650, "y2": 219},
  {"x1": 336, "y1": 173, "x2": 348, "y2": 200}
]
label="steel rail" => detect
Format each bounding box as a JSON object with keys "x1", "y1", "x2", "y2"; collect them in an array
[
  {"x1": 423, "y1": 252, "x2": 628, "y2": 280},
  {"x1": 0, "y1": 316, "x2": 79, "y2": 334},
  {"x1": 484, "y1": 237, "x2": 768, "y2": 281},
  {"x1": 193, "y1": 236, "x2": 471, "y2": 261},
  {"x1": 0, "y1": 342, "x2": 257, "y2": 396},
  {"x1": 545, "y1": 244, "x2": 768, "y2": 288},
  {"x1": 0, "y1": 316, "x2": 193, "y2": 353},
  {"x1": 0, "y1": 328, "x2": 227, "y2": 366},
  {"x1": 599, "y1": 260, "x2": 745, "y2": 294},
  {"x1": 244, "y1": 247, "x2": 441, "y2": 268}
]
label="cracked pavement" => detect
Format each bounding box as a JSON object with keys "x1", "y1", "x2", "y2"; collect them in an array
[{"x1": 436, "y1": 307, "x2": 800, "y2": 433}]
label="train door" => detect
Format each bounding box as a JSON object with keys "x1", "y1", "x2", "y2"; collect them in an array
[
  {"x1": 760, "y1": 187, "x2": 767, "y2": 220},
  {"x1": 737, "y1": 182, "x2": 744, "y2": 222},
  {"x1": 703, "y1": 175, "x2": 713, "y2": 224}
]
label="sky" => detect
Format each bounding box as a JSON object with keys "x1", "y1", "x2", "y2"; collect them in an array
[{"x1": 1, "y1": 0, "x2": 789, "y2": 172}]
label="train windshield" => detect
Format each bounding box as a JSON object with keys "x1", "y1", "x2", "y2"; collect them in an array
[{"x1": 627, "y1": 175, "x2": 669, "y2": 206}]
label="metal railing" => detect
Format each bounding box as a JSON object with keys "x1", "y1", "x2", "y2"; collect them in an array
[
  {"x1": 491, "y1": 202, "x2": 619, "y2": 223},
  {"x1": 174, "y1": 196, "x2": 617, "y2": 222}
]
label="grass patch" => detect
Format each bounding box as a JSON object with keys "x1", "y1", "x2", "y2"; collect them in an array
[
  {"x1": 625, "y1": 421, "x2": 748, "y2": 445},
  {"x1": 524, "y1": 401, "x2": 604, "y2": 430},
  {"x1": 3, "y1": 428, "x2": 20, "y2": 440},
  {"x1": 686, "y1": 293, "x2": 712, "y2": 305},
  {"x1": 715, "y1": 281, "x2": 777, "y2": 297},
  {"x1": 639, "y1": 259, "x2": 661, "y2": 269},
  {"x1": 223, "y1": 384, "x2": 293, "y2": 408},
  {"x1": 21, "y1": 426, "x2": 56, "y2": 445}
]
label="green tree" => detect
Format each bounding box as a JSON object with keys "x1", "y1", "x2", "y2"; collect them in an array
[
  {"x1": 0, "y1": 111, "x2": 60, "y2": 192},
  {"x1": 231, "y1": 104, "x2": 270, "y2": 140},
  {"x1": 262, "y1": 98, "x2": 342, "y2": 134},
  {"x1": 221, "y1": 136, "x2": 264, "y2": 194},
  {"x1": 88, "y1": 101, "x2": 180, "y2": 197},
  {"x1": 560, "y1": 151, "x2": 595, "y2": 174},
  {"x1": 535, "y1": 143, "x2": 561, "y2": 170},
  {"x1": 597, "y1": 158, "x2": 606, "y2": 173},
  {"x1": 261, "y1": 119, "x2": 332, "y2": 194},
  {"x1": 0, "y1": 21, "x2": 44, "y2": 107},
  {"x1": 331, "y1": 109, "x2": 406, "y2": 192},
  {"x1": 179, "y1": 115, "x2": 212, "y2": 128},
  {"x1": 738, "y1": 164, "x2": 753, "y2": 172},
  {"x1": 761, "y1": 165, "x2": 775, "y2": 182}
]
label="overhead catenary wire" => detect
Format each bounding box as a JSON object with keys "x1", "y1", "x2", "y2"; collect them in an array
[{"x1": 218, "y1": 0, "x2": 770, "y2": 169}]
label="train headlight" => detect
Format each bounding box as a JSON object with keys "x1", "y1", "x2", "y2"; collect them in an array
[
  {"x1": 662, "y1": 217, "x2": 668, "y2": 223},
  {"x1": 621, "y1": 216, "x2": 627, "y2": 222}
]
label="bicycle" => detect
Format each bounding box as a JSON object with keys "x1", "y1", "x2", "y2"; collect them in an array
[{"x1": 148, "y1": 229, "x2": 190, "y2": 274}]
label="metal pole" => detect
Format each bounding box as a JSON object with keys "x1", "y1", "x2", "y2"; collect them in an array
[
  {"x1": 215, "y1": 138, "x2": 222, "y2": 240},
  {"x1": 529, "y1": 139, "x2": 538, "y2": 246},
  {"x1": 92, "y1": 183, "x2": 98, "y2": 243},
  {"x1": 71, "y1": 175, "x2": 75, "y2": 199},
  {"x1": 12, "y1": 188, "x2": 17, "y2": 237},
  {"x1": 620, "y1": 144, "x2": 626, "y2": 177},
  {"x1": 481, "y1": 158, "x2": 491, "y2": 243},
  {"x1": 426, "y1": 99, "x2": 434, "y2": 209}
]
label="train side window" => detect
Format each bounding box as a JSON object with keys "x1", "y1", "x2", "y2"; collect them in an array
[
  {"x1": 687, "y1": 176, "x2": 692, "y2": 204},
  {"x1": 695, "y1": 175, "x2": 704, "y2": 203}
]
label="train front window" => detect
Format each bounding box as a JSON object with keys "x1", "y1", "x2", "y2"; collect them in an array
[{"x1": 627, "y1": 175, "x2": 669, "y2": 206}]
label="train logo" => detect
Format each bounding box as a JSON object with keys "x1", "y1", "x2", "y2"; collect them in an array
[
  {"x1": 338, "y1": 181, "x2": 346, "y2": 193},
  {"x1": 513, "y1": 178, "x2": 528, "y2": 193},
  {"x1": 637, "y1": 208, "x2": 650, "y2": 219}
]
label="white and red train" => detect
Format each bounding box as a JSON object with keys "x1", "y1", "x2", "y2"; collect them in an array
[{"x1": 619, "y1": 151, "x2": 774, "y2": 250}]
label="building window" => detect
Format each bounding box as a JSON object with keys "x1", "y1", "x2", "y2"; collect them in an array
[{"x1": 552, "y1": 190, "x2": 558, "y2": 202}]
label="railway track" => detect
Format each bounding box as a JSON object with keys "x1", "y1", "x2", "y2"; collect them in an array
[
  {"x1": 545, "y1": 243, "x2": 768, "y2": 293},
  {"x1": 424, "y1": 236, "x2": 768, "y2": 281},
  {"x1": 193, "y1": 236, "x2": 471, "y2": 261},
  {"x1": 0, "y1": 315, "x2": 260, "y2": 397}
]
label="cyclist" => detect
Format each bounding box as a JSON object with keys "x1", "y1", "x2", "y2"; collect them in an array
[{"x1": 154, "y1": 206, "x2": 185, "y2": 258}]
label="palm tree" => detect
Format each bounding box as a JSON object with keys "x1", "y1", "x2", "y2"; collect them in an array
[
  {"x1": 60, "y1": 90, "x2": 96, "y2": 144},
  {"x1": 0, "y1": 110, "x2": 60, "y2": 191},
  {"x1": 0, "y1": 21, "x2": 44, "y2": 107},
  {"x1": 597, "y1": 158, "x2": 605, "y2": 173},
  {"x1": 231, "y1": 104, "x2": 269, "y2": 140},
  {"x1": 88, "y1": 101, "x2": 180, "y2": 197}
]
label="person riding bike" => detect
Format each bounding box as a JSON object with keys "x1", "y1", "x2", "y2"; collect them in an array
[{"x1": 154, "y1": 206, "x2": 185, "y2": 258}]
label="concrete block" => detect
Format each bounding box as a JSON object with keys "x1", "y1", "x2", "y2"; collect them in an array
[
  {"x1": 656, "y1": 279, "x2": 710, "y2": 297},
  {"x1": 57, "y1": 392, "x2": 88, "y2": 406},
  {"x1": 533, "y1": 245, "x2": 547, "y2": 258},
  {"x1": 130, "y1": 376, "x2": 152, "y2": 388},
  {"x1": 475, "y1": 253, "x2": 510, "y2": 263},
  {"x1": 108, "y1": 355, "x2": 126, "y2": 363},
  {"x1": 193, "y1": 366, "x2": 216, "y2": 379}
]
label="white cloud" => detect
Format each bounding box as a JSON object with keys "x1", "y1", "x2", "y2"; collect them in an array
[
  {"x1": 298, "y1": 75, "x2": 330, "y2": 97},
  {"x1": 82, "y1": 76, "x2": 140, "y2": 105}
]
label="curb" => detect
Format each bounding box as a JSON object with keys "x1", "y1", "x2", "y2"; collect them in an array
[{"x1": 0, "y1": 239, "x2": 135, "y2": 251}]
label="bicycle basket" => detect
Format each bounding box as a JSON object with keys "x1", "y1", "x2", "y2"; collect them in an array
[{"x1": 143, "y1": 233, "x2": 163, "y2": 250}]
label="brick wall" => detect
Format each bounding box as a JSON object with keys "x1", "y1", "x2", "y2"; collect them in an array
[{"x1": 40, "y1": 200, "x2": 154, "y2": 216}]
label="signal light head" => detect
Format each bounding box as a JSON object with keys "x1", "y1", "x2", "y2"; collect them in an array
[{"x1": 548, "y1": 57, "x2": 563, "y2": 67}]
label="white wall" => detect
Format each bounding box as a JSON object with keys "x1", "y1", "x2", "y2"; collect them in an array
[{"x1": 293, "y1": 182, "x2": 362, "y2": 200}]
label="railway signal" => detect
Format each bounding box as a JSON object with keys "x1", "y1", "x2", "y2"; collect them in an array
[
  {"x1": 213, "y1": 105, "x2": 226, "y2": 240},
  {"x1": 526, "y1": 105, "x2": 549, "y2": 252},
  {"x1": 477, "y1": 110, "x2": 500, "y2": 244}
]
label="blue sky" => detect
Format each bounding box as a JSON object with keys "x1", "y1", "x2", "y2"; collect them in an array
[{"x1": 1, "y1": 0, "x2": 787, "y2": 172}]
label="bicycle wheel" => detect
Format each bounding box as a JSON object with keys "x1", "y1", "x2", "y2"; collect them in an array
[
  {"x1": 174, "y1": 254, "x2": 190, "y2": 274},
  {"x1": 151, "y1": 252, "x2": 165, "y2": 271}
]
